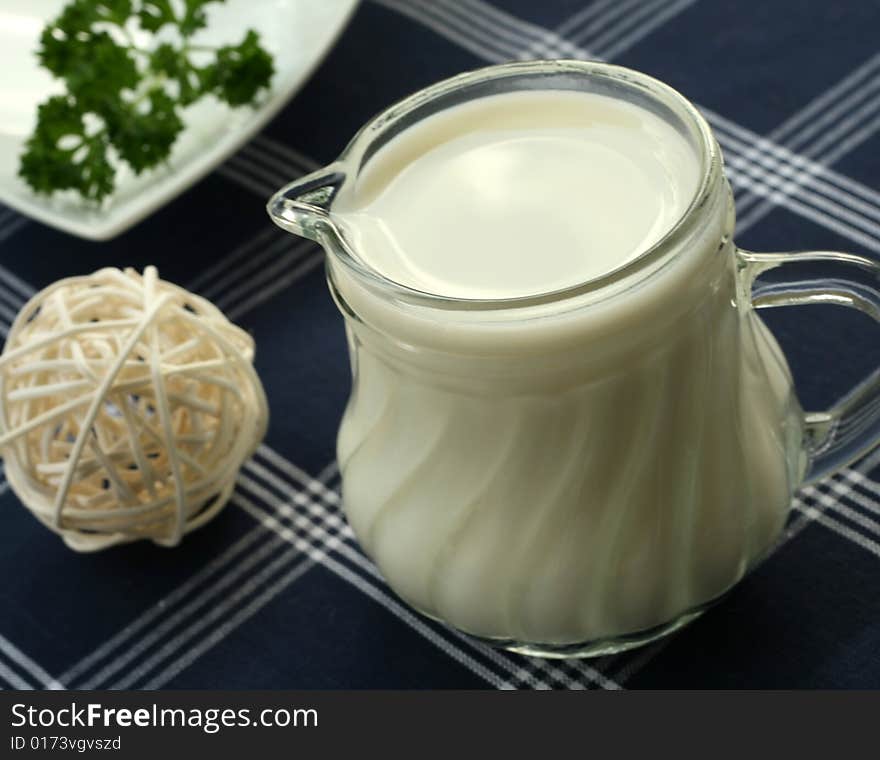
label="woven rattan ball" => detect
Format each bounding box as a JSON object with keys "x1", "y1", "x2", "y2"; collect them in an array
[{"x1": 0, "y1": 266, "x2": 268, "y2": 552}]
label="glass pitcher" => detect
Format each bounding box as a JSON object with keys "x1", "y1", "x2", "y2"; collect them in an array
[{"x1": 267, "y1": 60, "x2": 880, "y2": 657}]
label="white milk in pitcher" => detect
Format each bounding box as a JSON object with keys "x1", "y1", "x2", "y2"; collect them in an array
[
  {"x1": 330, "y1": 91, "x2": 802, "y2": 646},
  {"x1": 339, "y1": 91, "x2": 700, "y2": 297}
]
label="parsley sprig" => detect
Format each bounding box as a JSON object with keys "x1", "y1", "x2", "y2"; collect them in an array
[{"x1": 19, "y1": 0, "x2": 275, "y2": 202}]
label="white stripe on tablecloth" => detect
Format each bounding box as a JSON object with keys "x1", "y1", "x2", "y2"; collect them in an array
[
  {"x1": 0, "y1": 215, "x2": 29, "y2": 244},
  {"x1": 375, "y1": 0, "x2": 690, "y2": 64},
  {"x1": 0, "y1": 263, "x2": 35, "y2": 301},
  {"x1": 194, "y1": 243, "x2": 322, "y2": 321},
  {"x1": 564, "y1": 0, "x2": 644, "y2": 48},
  {"x1": 188, "y1": 145, "x2": 325, "y2": 320},
  {"x1": 555, "y1": 0, "x2": 619, "y2": 38},
  {"x1": 707, "y1": 108, "x2": 880, "y2": 225},
  {"x1": 316, "y1": 458, "x2": 341, "y2": 484},
  {"x1": 709, "y1": 108, "x2": 880, "y2": 213},
  {"x1": 217, "y1": 163, "x2": 277, "y2": 198},
  {"x1": 189, "y1": 226, "x2": 282, "y2": 297},
  {"x1": 107, "y1": 548, "x2": 316, "y2": 690},
  {"x1": 77, "y1": 532, "x2": 298, "y2": 689},
  {"x1": 727, "y1": 167, "x2": 880, "y2": 253},
  {"x1": 432, "y1": 0, "x2": 582, "y2": 58},
  {"x1": 224, "y1": 249, "x2": 324, "y2": 321},
  {"x1": 732, "y1": 54, "x2": 880, "y2": 226},
  {"x1": 779, "y1": 59, "x2": 880, "y2": 154},
  {"x1": 805, "y1": 483, "x2": 880, "y2": 546},
  {"x1": 433, "y1": 0, "x2": 698, "y2": 62},
  {"x1": 738, "y1": 112, "x2": 880, "y2": 232},
  {"x1": 202, "y1": 236, "x2": 298, "y2": 303},
  {"x1": 139, "y1": 557, "x2": 316, "y2": 690},
  {"x1": 721, "y1": 149, "x2": 880, "y2": 246},
  {"x1": 831, "y1": 477, "x2": 880, "y2": 518},
  {"x1": 377, "y1": 0, "x2": 517, "y2": 62},
  {"x1": 184, "y1": 133, "x2": 323, "y2": 315},
  {"x1": 223, "y1": 153, "x2": 287, "y2": 195},
  {"x1": 584, "y1": 0, "x2": 685, "y2": 60},
  {"x1": 600, "y1": 0, "x2": 698, "y2": 61},
  {"x1": 234, "y1": 145, "x2": 298, "y2": 189},
  {"x1": 782, "y1": 84, "x2": 880, "y2": 164},
  {"x1": 0, "y1": 277, "x2": 24, "y2": 305},
  {"x1": 59, "y1": 525, "x2": 281, "y2": 687},
  {"x1": 846, "y1": 467, "x2": 880, "y2": 496},
  {"x1": 0, "y1": 299, "x2": 19, "y2": 326},
  {"x1": 0, "y1": 660, "x2": 32, "y2": 690},
  {"x1": 0, "y1": 285, "x2": 24, "y2": 315},
  {"x1": 795, "y1": 502, "x2": 880, "y2": 557},
  {"x1": 0, "y1": 634, "x2": 58, "y2": 689},
  {"x1": 768, "y1": 54, "x2": 880, "y2": 147},
  {"x1": 204, "y1": 186, "x2": 324, "y2": 314},
  {"x1": 218, "y1": 134, "x2": 319, "y2": 199},
  {"x1": 206, "y1": 235, "x2": 309, "y2": 306},
  {"x1": 738, "y1": 102, "x2": 880, "y2": 224},
  {"x1": 252, "y1": 134, "x2": 321, "y2": 173},
  {"x1": 454, "y1": 0, "x2": 576, "y2": 58},
  {"x1": 214, "y1": 238, "x2": 317, "y2": 314}
]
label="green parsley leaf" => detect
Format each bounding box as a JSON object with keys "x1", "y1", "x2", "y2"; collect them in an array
[
  {"x1": 179, "y1": 0, "x2": 226, "y2": 38},
  {"x1": 44, "y1": 30, "x2": 138, "y2": 112},
  {"x1": 206, "y1": 30, "x2": 275, "y2": 106},
  {"x1": 20, "y1": 0, "x2": 275, "y2": 203},
  {"x1": 19, "y1": 96, "x2": 115, "y2": 201},
  {"x1": 150, "y1": 42, "x2": 205, "y2": 105},
  {"x1": 137, "y1": 0, "x2": 176, "y2": 33},
  {"x1": 106, "y1": 89, "x2": 184, "y2": 173},
  {"x1": 95, "y1": 0, "x2": 134, "y2": 25}
]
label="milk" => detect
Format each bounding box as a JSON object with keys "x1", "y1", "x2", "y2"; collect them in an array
[
  {"x1": 324, "y1": 90, "x2": 803, "y2": 647},
  {"x1": 337, "y1": 91, "x2": 701, "y2": 298}
]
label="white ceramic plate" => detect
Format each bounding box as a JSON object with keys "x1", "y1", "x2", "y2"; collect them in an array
[{"x1": 0, "y1": 0, "x2": 358, "y2": 240}]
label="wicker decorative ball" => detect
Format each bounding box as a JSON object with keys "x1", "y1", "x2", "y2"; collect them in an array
[{"x1": 0, "y1": 266, "x2": 268, "y2": 552}]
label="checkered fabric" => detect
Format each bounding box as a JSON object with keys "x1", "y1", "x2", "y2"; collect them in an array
[{"x1": 2, "y1": 0, "x2": 880, "y2": 690}]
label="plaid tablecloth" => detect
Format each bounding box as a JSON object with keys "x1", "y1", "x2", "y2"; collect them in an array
[{"x1": 2, "y1": 0, "x2": 880, "y2": 690}]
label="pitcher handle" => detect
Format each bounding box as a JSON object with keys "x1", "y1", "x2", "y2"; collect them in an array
[{"x1": 737, "y1": 248, "x2": 880, "y2": 485}]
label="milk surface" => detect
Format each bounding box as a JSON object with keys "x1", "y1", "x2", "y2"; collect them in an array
[
  {"x1": 336, "y1": 91, "x2": 701, "y2": 297},
  {"x1": 326, "y1": 88, "x2": 803, "y2": 648}
]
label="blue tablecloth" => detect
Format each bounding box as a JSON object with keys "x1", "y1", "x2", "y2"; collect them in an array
[{"x1": 2, "y1": 0, "x2": 879, "y2": 689}]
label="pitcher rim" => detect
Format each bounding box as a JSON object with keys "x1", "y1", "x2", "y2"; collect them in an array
[{"x1": 275, "y1": 60, "x2": 722, "y2": 312}]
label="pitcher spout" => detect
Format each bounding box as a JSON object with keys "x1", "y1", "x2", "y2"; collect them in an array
[{"x1": 266, "y1": 164, "x2": 346, "y2": 241}]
